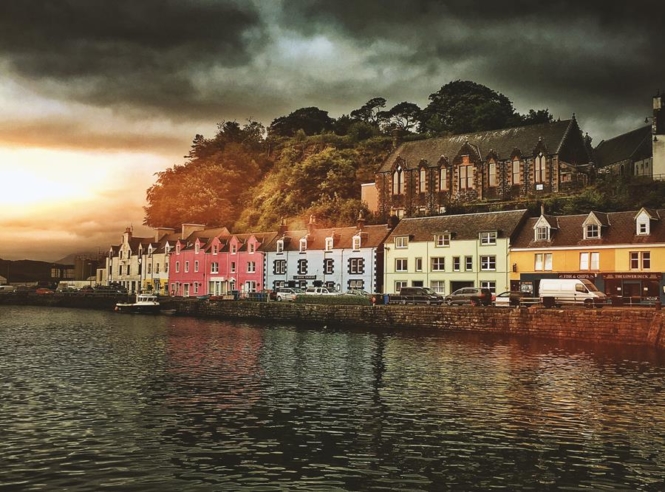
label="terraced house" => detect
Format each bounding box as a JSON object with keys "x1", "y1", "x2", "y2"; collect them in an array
[
  {"x1": 263, "y1": 214, "x2": 392, "y2": 294},
  {"x1": 384, "y1": 209, "x2": 528, "y2": 296},
  {"x1": 376, "y1": 118, "x2": 593, "y2": 219},
  {"x1": 510, "y1": 208, "x2": 665, "y2": 304}
]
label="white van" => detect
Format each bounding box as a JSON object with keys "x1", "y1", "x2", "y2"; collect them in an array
[
  {"x1": 539, "y1": 278, "x2": 607, "y2": 307},
  {"x1": 0, "y1": 285, "x2": 16, "y2": 293}
]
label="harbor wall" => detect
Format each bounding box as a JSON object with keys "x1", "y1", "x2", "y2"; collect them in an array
[{"x1": 3, "y1": 295, "x2": 664, "y2": 350}]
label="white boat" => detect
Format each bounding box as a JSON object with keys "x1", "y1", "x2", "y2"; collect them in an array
[{"x1": 115, "y1": 293, "x2": 161, "y2": 314}]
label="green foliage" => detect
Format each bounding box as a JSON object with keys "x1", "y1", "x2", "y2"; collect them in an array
[{"x1": 268, "y1": 107, "x2": 335, "y2": 137}]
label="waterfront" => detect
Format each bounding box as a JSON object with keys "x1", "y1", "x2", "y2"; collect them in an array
[{"x1": 1, "y1": 306, "x2": 664, "y2": 491}]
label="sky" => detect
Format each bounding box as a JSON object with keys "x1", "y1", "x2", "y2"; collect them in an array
[{"x1": 1, "y1": 0, "x2": 663, "y2": 262}]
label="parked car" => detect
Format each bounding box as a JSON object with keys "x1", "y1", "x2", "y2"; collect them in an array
[
  {"x1": 445, "y1": 287, "x2": 493, "y2": 306},
  {"x1": 346, "y1": 289, "x2": 370, "y2": 296},
  {"x1": 388, "y1": 287, "x2": 444, "y2": 305},
  {"x1": 35, "y1": 288, "x2": 54, "y2": 295},
  {"x1": 494, "y1": 291, "x2": 525, "y2": 307},
  {"x1": 304, "y1": 287, "x2": 335, "y2": 295},
  {"x1": 275, "y1": 287, "x2": 302, "y2": 302}
]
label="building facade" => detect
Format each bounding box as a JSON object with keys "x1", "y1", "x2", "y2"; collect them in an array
[{"x1": 384, "y1": 209, "x2": 528, "y2": 295}]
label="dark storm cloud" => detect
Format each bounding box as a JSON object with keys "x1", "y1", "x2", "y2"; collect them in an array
[{"x1": 0, "y1": 0, "x2": 264, "y2": 118}]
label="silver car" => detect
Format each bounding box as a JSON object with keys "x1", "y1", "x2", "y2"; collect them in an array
[{"x1": 275, "y1": 288, "x2": 302, "y2": 301}]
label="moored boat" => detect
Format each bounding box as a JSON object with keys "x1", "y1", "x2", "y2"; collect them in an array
[{"x1": 115, "y1": 293, "x2": 161, "y2": 314}]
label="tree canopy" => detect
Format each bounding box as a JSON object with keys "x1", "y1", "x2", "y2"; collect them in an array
[{"x1": 268, "y1": 107, "x2": 335, "y2": 137}]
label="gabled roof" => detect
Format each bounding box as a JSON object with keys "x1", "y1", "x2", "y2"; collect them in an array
[
  {"x1": 594, "y1": 125, "x2": 652, "y2": 168},
  {"x1": 387, "y1": 209, "x2": 529, "y2": 242},
  {"x1": 513, "y1": 209, "x2": 665, "y2": 248},
  {"x1": 379, "y1": 120, "x2": 575, "y2": 173}
]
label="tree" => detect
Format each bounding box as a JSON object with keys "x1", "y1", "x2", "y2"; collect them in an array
[
  {"x1": 379, "y1": 101, "x2": 422, "y2": 133},
  {"x1": 350, "y1": 97, "x2": 387, "y2": 127},
  {"x1": 419, "y1": 80, "x2": 517, "y2": 136},
  {"x1": 521, "y1": 109, "x2": 554, "y2": 126},
  {"x1": 268, "y1": 107, "x2": 334, "y2": 137}
]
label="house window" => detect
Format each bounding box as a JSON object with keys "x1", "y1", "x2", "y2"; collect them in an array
[
  {"x1": 297, "y1": 259, "x2": 308, "y2": 274},
  {"x1": 459, "y1": 164, "x2": 473, "y2": 190},
  {"x1": 175, "y1": 261, "x2": 180, "y2": 273},
  {"x1": 535, "y1": 253, "x2": 553, "y2": 271},
  {"x1": 535, "y1": 154, "x2": 546, "y2": 183},
  {"x1": 630, "y1": 252, "x2": 651, "y2": 270},
  {"x1": 480, "y1": 231, "x2": 497, "y2": 245},
  {"x1": 579, "y1": 252, "x2": 600, "y2": 270},
  {"x1": 395, "y1": 236, "x2": 408, "y2": 248},
  {"x1": 419, "y1": 167, "x2": 427, "y2": 193},
  {"x1": 193, "y1": 283, "x2": 199, "y2": 294},
  {"x1": 488, "y1": 161, "x2": 497, "y2": 187},
  {"x1": 277, "y1": 240, "x2": 284, "y2": 253},
  {"x1": 512, "y1": 160, "x2": 521, "y2": 184},
  {"x1": 349, "y1": 279, "x2": 364, "y2": 289},
  {"x1": 431, "y1": 257, "x2": 445, "y2": 271},
  {"x1": 211, "y1": 262, "x2": 219, "y2": 274},
  {"x1": 481, "y1": 281, "x2": 496, "y2": 293},
  {"x1": 535, "y1": 226, "x2": 549, "y2": 241},
  {"x1": 184, "y1": 261, "x2": 189, "y2": 273},
  {"x1": 395, "y1": 280, "x2": 407, "y2": 292},
  {"x1": 465, "y1": 256, "x2": 473, "y2": 271},
  {"x1": 230, "y1": 262, "x2": 236, "y2": 273},
  {"x1": 585, "y1": 224, "x2": 600, "y2": 239},
  {"x1": 194, "y1": 260, "x2": 199, "y2": 273},
  {"x1": 352, "y1": 235, "x2": 361, "y2": 250},
  {"x1": 453, "y1": 257, "x2": 461, "y2": 271},
  {"x1": 247, "y1": 261, "x2": 256, "y2": 273},
  {"x1": 349, "y1": 258, "x2": 365, "y2": 274},
  {"x1": 395, "y1": 258, "x2": 408, "y2": 272},
  {"x1": 147, "y1": 263, "x2": 152, "y2": 275},
  {"x1": 231, "y1": 244, "x2": 237, "y2": 254},
  {"x1": 637, "y1": 218, "x2": 650, "y2": 235},
  {"x1": 439, "y1": 167, "x2": 448, "y2": 191},
  {"x1": 415, "y1": 257, "x2": 423, "y2": 271},
  {"x1": 195, "y1": 243, "x2": 200, "y2": 254},
  {"x1": 155, "y1": 263, "x2": 160, "y2": 274},
  {"x1": 165, "y1": 262, "x2": 169, "y2": 273},
  {"x1": 324, "y1": 258, "x2": 334, "y2": 274},
  {"x1": 480, "y1": 256, "x2": 496, "y2": 271},
  {"x1": 212, "y1": 245, "x2": 218, "y2": 255},
  {"x1": 176, "y1": 243, "x2": 181, "y2": 254},
  {"x1": 299, "y1": 238, "x2": 307, "y2": 252},
  {"x1": 435, "y1": 233, "x2": 451, "y2": 247},
  {"x1": 249, "y1": 243, "x2": 255, "y2": 254},
  {"x1": 430, "y1": 280, "x2": 445, "y2": 295},
  {"x1": 274, "y1": 259, "x2": 286, "y2": 275},
  {"x1": 325, "y1": 237, "x2": 333, "y2": 251}
]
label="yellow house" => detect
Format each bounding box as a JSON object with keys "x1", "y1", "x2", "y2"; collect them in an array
[
  {"x1": 510, "y1": 208, "x2": 665, "y2": 303},
  {"x1": 384, "y1": 210, "x2": 528, "y2": 296}
]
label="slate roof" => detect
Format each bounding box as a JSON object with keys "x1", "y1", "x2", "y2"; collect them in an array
[
  {"x1": 513, "y1": 209, "x2": 665, "y2": 248},
  {"x1": 262, "y1": 224, "x2": 393, "y2": 252},
  {"x1": 379, "y1": 120, "x2": 575, "y2": 173},
  {"x1": 594, "y1": 125, "x2": 652, "y2": 168},
  {"x1": 387, "y1": 209, "x2": 529, "y2": 242}
]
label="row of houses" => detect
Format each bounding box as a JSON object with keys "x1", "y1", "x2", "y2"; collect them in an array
[{"x1": 99, "y1": 207, "x2": 665, "y2": 304}]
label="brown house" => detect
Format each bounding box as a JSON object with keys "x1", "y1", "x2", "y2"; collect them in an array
[{"x1": 375, "y1": 117, "x2": 593, "y2": 219}]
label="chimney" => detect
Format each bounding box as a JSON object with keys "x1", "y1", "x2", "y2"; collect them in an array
[
  {"x1": 540, "y1": 204, "x2": 545, "y2": 216},
  {"x1": 154, "y1": 227, "x2": 175, "y2": 241},
  {"x1": 123, "y1": 227, "x2": 132, "y2": 244},
  {"x1": 357, "y1": 210, "x2": 366, "y2": 231},
  {"x1": 278, "y1": 218, "x2": 287, "y2": 236},
  {"x1": 181, "y1": 223, "x2": 205, "y2": 239}
]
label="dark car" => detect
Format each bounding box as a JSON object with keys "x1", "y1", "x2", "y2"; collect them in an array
[{"x1": 445, "y1": 287, "x2": 493, "y2": 306}]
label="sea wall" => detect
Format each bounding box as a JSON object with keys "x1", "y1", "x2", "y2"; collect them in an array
[
  {"x1": 178, "y1": 300, "x2": 665, "y2": 350},
  {"x1": 3, "y1": 295, "x2": 664, "y2": 350}
]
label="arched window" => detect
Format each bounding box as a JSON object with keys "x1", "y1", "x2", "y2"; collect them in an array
[
  {"x1": 439, "y1": 167, "x2": 448, "y2": 190},
  {"x1": 488, "y1": 160, "x2": 497, "y2": 187},
  {"x1": 392, "y1": 165, "x2": 403, "y2": 195},
  {"x1": 535, "y1": 153, "x2": 546, "y2": 183}
]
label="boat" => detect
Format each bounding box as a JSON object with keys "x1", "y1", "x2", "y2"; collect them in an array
[{"x1": 115, "y1": 293, "x2": 161, "y2": 314}]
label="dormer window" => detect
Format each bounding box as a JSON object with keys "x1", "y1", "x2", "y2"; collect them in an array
[
  {"x1": 276, "y1": 240, "x2": 284, "y2": 253},
  {"x1": 395, "y1": 236, "x2": 408, "y2": 249},
  {"x1": 535, "y1": 226, "x2": 549, "y2": 241},
  {"x1": 249, "y1": 243, "x2": 255, "y2": 254},
  {"x1": 175, "y1": 243, "x2": 181, "y2": 255},
  {"x1": 352, "y1": 235, "x2": 361, "y2": 251},
  {"x1": 231, "y1": 243, "x2": 237, "y2": 254},
  {"x1": 480, "y1": 231, "x2": 497, "y2": 245},
  {"x1": 435, "y1": 233, "x2": 451, "y2": 247},
  {"x1": 212, "y1": 244, "x2": 218, "y2": 255},
  {"x1": 585, "y1": 224, "x2": 600, "y2": 239},
  {"x1": 299, "y1": 238, "x2": 307, "y2": 252},
  {"x1": 636, "y1": 214, "x2": 651, "y2": 235},
  {"x1": 325, "y1": 237, "x2": 333, "y2": 251},
  {"x1": 195, "y1": 242, "x2": 200, "y2": 254}
]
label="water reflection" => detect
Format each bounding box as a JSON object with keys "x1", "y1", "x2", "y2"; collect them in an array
[{"x1": 1, "y1": 306, "x2": 664, "y2": 491}]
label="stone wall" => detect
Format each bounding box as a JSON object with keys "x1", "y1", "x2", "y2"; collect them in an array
[{"x1": 178, "y1": 300, "x2": 665, "y2": 349}]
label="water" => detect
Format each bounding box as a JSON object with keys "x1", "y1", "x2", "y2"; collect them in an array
[{"x1": 1, "y1": 306, "x2": 665, "y2": 491}]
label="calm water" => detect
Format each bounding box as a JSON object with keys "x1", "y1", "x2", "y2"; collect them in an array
[{"x1": 1, "y1": 306, "x2": 665, "y2": 491}]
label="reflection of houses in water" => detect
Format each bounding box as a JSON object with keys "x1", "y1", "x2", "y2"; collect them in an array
[{"x1": 511, "y1": 208, "x2": 665, "y2": 304}]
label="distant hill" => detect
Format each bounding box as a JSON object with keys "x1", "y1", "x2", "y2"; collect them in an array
[
  {"x1": 0, "y1": 259, "x2": 60, "y2": 284},
  {"x1": 55, "y1": 252, "x2": 100, "y2": 266}
]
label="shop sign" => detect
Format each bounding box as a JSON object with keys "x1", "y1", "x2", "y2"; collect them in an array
[
  {"x1": 293, "y1": 275, "x2": 316, "y2": 280},
  {"x1": 557, "y1": 273, "x2": 596, "y2": 280},
  {"x1": 603, "y1": 273, "x2": 662, "y2": 280}
]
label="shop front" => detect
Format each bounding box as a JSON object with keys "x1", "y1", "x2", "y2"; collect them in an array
[{"x1": 600, "y1": 273, "x2": 663, "y2": 305}]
